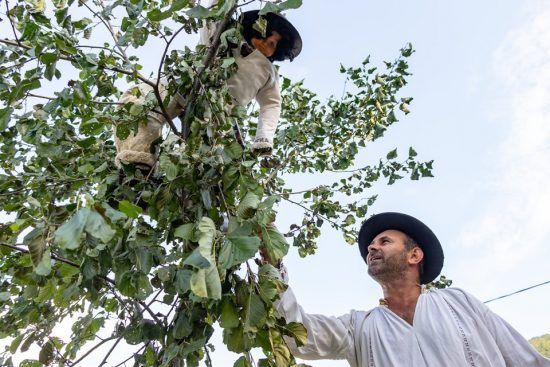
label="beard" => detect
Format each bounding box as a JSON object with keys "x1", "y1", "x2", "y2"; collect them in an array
[{"x1": 367, "y1": 249, "x2": 408, "y2": 282}]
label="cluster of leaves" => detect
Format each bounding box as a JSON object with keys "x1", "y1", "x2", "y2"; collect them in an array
[
  {"x1": 0, "y1": 0, "x2": 434, "y2": 366},
  {"x1": 529, "y1": 334, "x2": 550, "y2": 358}
]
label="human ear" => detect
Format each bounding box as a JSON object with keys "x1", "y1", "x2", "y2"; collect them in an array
[{"x1": 409, "y1": 247, "x2": 424, "y2": 265}]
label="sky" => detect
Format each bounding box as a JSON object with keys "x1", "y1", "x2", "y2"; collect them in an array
[{"x1": 2, "y1": 0, "x2": 550, "y2": 366}]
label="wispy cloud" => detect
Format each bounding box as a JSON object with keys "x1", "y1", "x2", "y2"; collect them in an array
[{"x1": 452, "y1": 2, "x2": 550, "y2": 295}]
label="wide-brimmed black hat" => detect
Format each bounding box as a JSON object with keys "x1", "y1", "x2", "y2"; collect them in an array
[
  {"x1": 240, "y1": 10, "x2": 302, "y2": 61},
  {"x1": 358, "y1": 212, "x2": 444, "y2": 284}
]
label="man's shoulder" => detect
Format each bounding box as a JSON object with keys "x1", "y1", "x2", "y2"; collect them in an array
[{"x1": 427, "y1": 287, "x2": 486, "y2": 310}]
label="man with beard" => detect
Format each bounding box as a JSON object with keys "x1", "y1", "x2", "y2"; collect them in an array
[{"x1": 271, "y1": 212, "x2": 550, "y2": 366}]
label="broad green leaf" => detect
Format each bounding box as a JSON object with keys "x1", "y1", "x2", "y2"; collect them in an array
[
  {"x1": 175, "y1": 269, "x2": 192, "y2": 293},
  {"x1": 183, "y1": 248, "x2": 211, "y2": 269},
  {"x1": 85, "y1": 210, "x2": 116, "y2": 243},
  {"x1": 218, "y1": 236, "x2": 261, "y2": 269},
  {"x1": 259, "y1": 3, "x2": 280, "y2": 16},
  {"x1": 278, "y1": 0, "x2": 302, "y2": 10},
  {"x1": 23, "y1": 227, "x2": 45, "y2": 267},
  {"x1": 0, "y1": 292, "x2": 10, "y2": 301},
  {"x1": 284, "y1": 322, "x2": 308, "y2": 347},
  {"x1": 34, "y1": 250, "x2": 52, "y2": 276},
  {"x1": 189, "y1": 263, "x2": 221, "y2": 299},
  {"x1": 118, "y1": 200, "x2": 142, "y2": 218},
  {"x1": 219, "y1": 297, "x2": 239, "y2": 328},
  {"x1": 261, "y1": 227, "x2": 289, "y2": 263},
  {"x1": 173, "y1": 315, "x2": 193, "y2": 339},
  {"x1": 0, "y1": 107, "x2": 13, "y2": 131},
  {"x1": 233, "y1": 356, "x2": 251, "y2": 367},
  {"x1": 197, "y1": 217, "x2": 216, "y2": 258},
  {"x1": 243, "y1": 293, "x2": 266, "y2": 332},
  {"x1": 38, "y1": 341, "x2": 54, "y2": 365},
  {"x1": 386, "y1": 148, "x2": 398, "y2": 160},
  {"x1": 55, "y1": 208, "x2": 89, "y2": 249},
  {"x1": 237, "y1": 192, "x2": 260, "y2": 219},
  {"x1": 159, "y1": 155, "x2": 178, "y2": 181},
  {"x1": 186, "y1": 5, "x2": 210, "y2": 18},
  {"x1": 174, "y1": 223, "x2": 194, "y2": 240}
]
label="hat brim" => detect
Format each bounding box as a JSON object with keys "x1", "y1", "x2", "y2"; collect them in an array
[
  {"x1": 241, "y1": 10, "x2": 302, "y2": 61},
  {"x1": 358, "y1": 212, "x2": 444, "y2": 284}
]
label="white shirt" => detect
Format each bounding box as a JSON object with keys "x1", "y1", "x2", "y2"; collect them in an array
[{"x1": 276, "y1": 287, "x2": 550, "y2": 366}]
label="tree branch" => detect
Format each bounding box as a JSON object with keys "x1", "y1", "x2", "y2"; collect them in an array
[
  {"x1": 26, "y1": 93, "x2": 123, "y2": 106},
  {"x1": 78, "y1": 0, "x2": 130, "y2": 65},
  {"x1": 0, "y1": 242, "x2": 80, "y2": 268},
  {"x1": 4, "y1": 0, "x2": 21, "y2": 47},
  {"x1": 0, "y1": 39, "x2": 156, "y2": 87},
  {"x1": 179, "y1": 3, "x2": 239, "y2": 125},
  {"x1": 71, "y1": 335, "x2": 119, "y2": 366},
  {"x1": 280, "y1": 197, "x2": 340, "y2": 228},
  {"x1": 99, "y1": 335, "x2": 123, "y2": 366},
  {"x1": 111, "y1": 343, "x2": 147, "y2": 367}
]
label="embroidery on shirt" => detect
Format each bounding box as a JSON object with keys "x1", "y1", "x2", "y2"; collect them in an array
[{"x1": 444, "y1": 299, "x2": 476, "y2": 367}]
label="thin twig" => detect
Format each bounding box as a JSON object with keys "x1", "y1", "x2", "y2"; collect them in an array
[
  {"x1": 78, "y1": 0, "x2": 130, "y2": 65},
  {"x1": 71, "y1": 335, "x2": 119, "y2": 366},
  {"x1": 4, "y1": 0, "x2": 21, "y2": 46},
  {"x1": 77, "y1": 44, "x2": 126, "y2": 59},
  {"x1": 98, "y1": 335, "x2": 124, "y2": 366},
  {"x1": 111, "y1": 343, "x2": 147, "y2": 367},
  {"x1": 280, "y1": 197, "x2": 340, "y2": 228},
  {"x1": 26, "y1": 93, "x2": 123, "y2": 106},
  {"x1": 0, "y1": 243, "x2": 80, "y2": 268},
  {"x1": 0, "y1": 178, "x2": 89, "y2": 197},
  {"x1": 0, "y1": 39, "x2": 155, "y2": 87}
]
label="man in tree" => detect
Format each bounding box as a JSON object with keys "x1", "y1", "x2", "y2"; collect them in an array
[
  {"x1": 271, "y1": 212, "x2": 550, "y2": 366},
  {"x1": 114, "y1": 6, "x2": 302, "y2": 170}
]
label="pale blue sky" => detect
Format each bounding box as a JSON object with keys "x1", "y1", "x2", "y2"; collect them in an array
[{"x1": 2, "y1": 1, "x2": 549, "y2": 366}]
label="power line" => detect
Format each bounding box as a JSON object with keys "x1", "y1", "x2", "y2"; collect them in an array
[{"x1": 484, "y1": 279, "x2": 550, "y2": 304}]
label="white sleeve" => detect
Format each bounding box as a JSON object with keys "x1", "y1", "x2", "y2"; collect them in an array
[
  {"x1": 275, "y1": 286, "x2": 355, "y2": 361},
  {"x1": 466, "y1": 293, "x2": 550, "y2": 366},
  {"x1": 254, "y1": 74, "x2": 281, "y2": 144}
]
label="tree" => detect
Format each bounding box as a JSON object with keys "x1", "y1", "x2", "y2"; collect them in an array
[
  {"x1": 530, "y1": 334, "x2": 550, "y2": 358},
  {"x1": 0, "y1": 0, "x2": 434, "y2": 366}
]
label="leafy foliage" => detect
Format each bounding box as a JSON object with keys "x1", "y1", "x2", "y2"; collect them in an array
[
  {"x1": 0, "y1": 0, "x2": 433, "y2": 366},
  {"x1": 530, "y1": 334, "x2": 550, "y2": 358}
]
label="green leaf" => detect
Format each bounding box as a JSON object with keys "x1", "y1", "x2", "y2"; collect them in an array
[
  {"x1": 0, "y1": 292, "x2": 10, "y2": 302},
  {"x1": 233, "y1": 356, "x2": 251, "y2": 367},
  {"x1": 159, "y1": 155, "x2": 178, "y2": 181},
  {"x1": 55, "y1": 208, "x2": 89, "y2": 249},
  {"x1": 175, "y1": 269, "x2": 193, "y2": 293},
  {"x1": 173, "y1": 315, "x2": 193, "y2": 339},
  {"x1": 278, "y1": 0, "x2": 302, "y2": 11},
  {"x1": 85, "y1": 209, "x2": 116, "y2": 243},
  {"x1": 219, "y1": 236, "x2": 261, "y2": 269},
  {"x1": 0, "y1": 107, "x2": 14, "y2": 131},
  {"x1": 186, "y1": 5, "x2": 210, "y2": 18},
  {"x1": 219, "y1": 297, "x2": 239, "y2": 328},
  {"x1": 34, "y1": 250, "x2": 52, "y2": 276},
  {"x1": 386, "y1": 148, "x2": 398, "y2": 160},
  {"x1": 259, "y1": 3, "x2": 280, "y2": 16},
  {"x1": 23, "y1": 227, "x2": 45, "y2": 267},
  {"x1": 237, "y1": 192, "x2": 260, "y2": 219},
  {"x1": 261, "y1": 227, "x2": 289, "y2": 263},
  {"x1": 243, "y1": 293, "x2": 266, "y2": 332},
  {"x1": 197, "y1": 217, "x2": 216, "y2": 258},
  {"x1": 183, "y1": 248, "x2": 211, "y2": 269},
  {"x1": 39, "y1": 52, "x2": 57, "y2": 65},
  {"x1": 189, "y1": 263, "x2": 221, "y2": 299},
  {"x1": 9, "y1": 334, "x2": 24, "y2": 353},
  {"x1": 118, "y1": 200, "x2": 142, "y2": 218},
  {"x1": 38, "y1": 341, "x2": 54, "y2": 365},
  {"x1": 284, "y1": 322, "x2": 308, "y2": 347},
  {"x1": 174, "y1": 223, "x2": 194, "y2": 240},
  {"x1": 221, "y1": 57, "x2": 235, "y2": 68}
]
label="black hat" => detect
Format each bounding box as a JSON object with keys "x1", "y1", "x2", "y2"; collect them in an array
[
  {"x1": 358, "y1": 212, "x2": 444, "y2": 284},
  {"x1": 240, "y1": 10, "x2": 302, "y2": 61}
]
